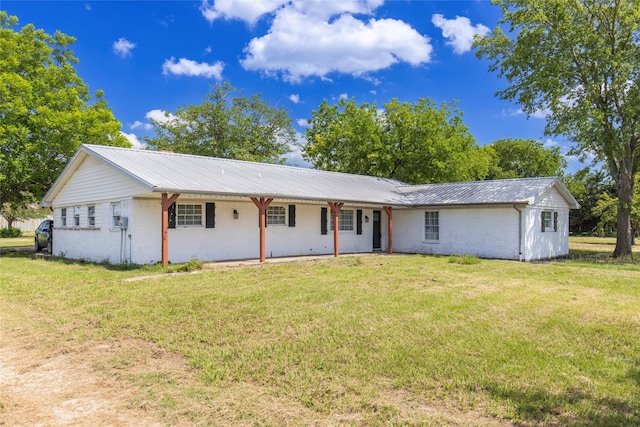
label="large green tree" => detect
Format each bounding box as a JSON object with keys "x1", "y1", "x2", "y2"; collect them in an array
[
  {"x1": 564, "y1": 167, "x2": 617, "y2": 234},
  {"x1": 0, "y1": 12, "x2": 129, "y2": 218},
  {"x1": 143, "y1": 83, "x2": 294, "y2": 164},
  {"x1": 475, "y1": 0, "x2": 640, "y2": 257},
  {"x1": 483, "y1": 138, "x2": 567, "y2": 179},
  {"x1": 304, "y1": 97, "x2": 490, "y2": 184}
]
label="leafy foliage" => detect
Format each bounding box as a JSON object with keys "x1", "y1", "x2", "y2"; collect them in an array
[
  {"x1": 475, "y1": 0, "x2": 640, "y2": 256},
  {"x1": 143, "y1": 82, "x2": 295, "y2": 164},
  {"x1": 0, "y1": 12, "x2": 129, "y2": 215},
  {"x1": 304, "y1": 97, "x2": 490, "y2": 184},
  {"x1": 564, "y1": 167, "x2": 617, "y2": 234},
  {"x1": 483, "y1": 138, "x2": 567, "y2": 179},
  {"x1": 0, "y1": 228, "x2": 22, "y2": 238}
]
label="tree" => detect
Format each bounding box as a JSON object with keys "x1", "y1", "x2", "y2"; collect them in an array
[
  {"x1": 143, "y1": 83, "x2": 295, "y2": 164},
  {"x1": 564, "y1": 167, "x2": 616, "y2": 234},
  {"x1": 303, "y1": 97, "x2": 490, "y2": 184},
  {"x1": 1, "y1": 203, "x2": 51, "y2": 229},
  {"x1": 0, "y1": 12, "x2": 129, "y2": 221},
  {"x1": 483, "y1": 138, "x2": 567, "y2": 179},
  {"x1": 592, "y1": 174, "x2": 640, "y2": 242},
  {"x1": 475, "y1": 0, "x2": 640, "y2": 257}
]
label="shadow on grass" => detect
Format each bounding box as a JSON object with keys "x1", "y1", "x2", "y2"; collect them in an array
[
  {"x1": 0, "y1": 247, "x2": 157, "y2": 272},
  {"x1": 486, "y1": 382, "x2": 639, "y2": 426}
]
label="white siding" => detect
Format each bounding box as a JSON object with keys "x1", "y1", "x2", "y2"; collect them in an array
[
  {"x1": 51, "y1": 199, "x2": 134, "y2": 263},
  {"x1": 126, "y1": 198, "x2": 384, "y2": 264},
  {"x1": 52, "y1": 156, "x2": 149, "y2": 206},
  {"x1": 523, "y1": 188, "x2": 571, "y2": 260},
  {"x1": 393, "y1": 207, "x2": 521, "y2": 260}
]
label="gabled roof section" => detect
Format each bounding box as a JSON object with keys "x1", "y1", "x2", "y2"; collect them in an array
[
  {"x1": 42, "y1": 145, "x2": 580, "y2": 209},
  {"x1": 43, "y1": 144, "x2": 409, "y2": 206},
  {"x1": 397, "y1": 177, "x2": 580, "y2": 209}
]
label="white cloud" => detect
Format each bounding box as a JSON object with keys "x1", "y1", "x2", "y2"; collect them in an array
[
  {"x1": 499, "y1": 107, "x2": 549, "y2": 119},
  {"x1": 369, "y1": 90, "x2": 377, "y2": 95},
  {"x1": 431, "y1": 14, "x2": 489, "y2": 54},
  {"x1": 200, "y1": 0, "x2": 288, "y2": 24},
  {"x1": 204, "y1": 46, "x2": 212, "y2": 54},
  {"x1": 297, "y1": 118, "x2": 310, "y2": 127},
  {"x1": 121, "y1": 132, "x2": 146, "y2": 149},
  {"x1": 146, "y1": 109, "x2": 177, "y2": 125},
  {"x1": 113, "y1": 38, "x2": 136, "y2": 58},
  {"x1": 201, "y1": 0, "x2": 384, "y2": 24},
  {"x1": 130, "y1": 120, "x2": 153, "y2": 131},
  {"x1": 289, "y1": 94, "x2": 300, "y2": 104},
  {"x1": 544, "y1": 138, "x2": 558, "y2": 148},
  {"x1": 162, "y1": 57, "x2": 224, "y2": 79},
  {"x1": 234, "y1": 3, "x2": 431, "y2": 82},
  {"x1": 339, "y1": 93, "x2": 349, "y2": 100}
]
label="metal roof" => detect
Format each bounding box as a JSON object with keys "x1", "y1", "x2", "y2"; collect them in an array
[
  {"x1": 41, "y1": 144, "x2": 580, "y2": 209},
  {"x1": 397, "y1": 177, "x2": 580, "y2": 208}
]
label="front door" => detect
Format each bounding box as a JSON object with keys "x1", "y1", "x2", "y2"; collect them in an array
[{"x1": 372, "y1": 210, "x2": 381, "y2": 250}]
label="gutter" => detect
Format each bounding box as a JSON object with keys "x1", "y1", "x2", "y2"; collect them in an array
[{"x1": 513, "y1": 204, "x2": 524, "y2": 261}]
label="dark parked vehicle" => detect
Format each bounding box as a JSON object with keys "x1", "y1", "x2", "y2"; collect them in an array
[{"x1": 35, "y1": 219, "x2": 53, "y2": 253}]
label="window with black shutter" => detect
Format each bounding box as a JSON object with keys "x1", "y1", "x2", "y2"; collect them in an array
[
  {"x1": 206, "y1": 203, "x2": 215, "y2": 228},
  {"x1": 168, "y1": 202, "x2": 176, "y2": 229},
  {"x1": 356, "y1": 209, "x2": 363, "y2": 235},
  {"x1": 320, "y1": 207, "x2": 327, "y2": 235},
  {"x1": 288, "y1": 204, "x2": 296, "y2": 227}
]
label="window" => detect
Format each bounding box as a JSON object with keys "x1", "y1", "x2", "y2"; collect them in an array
[
  {"x1": 73, "y1": 206, "x2": 81, "y2": 226},
  {"x1": 424, "y1": 211, "x2": 439, "y2": 241},
  {"x1": 60, "y1": 208, "x2": 67, "y2": 226},
  {"x1": 112, "y1": 202, "x2": 122, "y2": 227},
  {"x1": 87, "y1": 205, "x2": 95, "y2": 226},
  {"x1": 177, "y1": 204, "x2": 202, "y2": 226},
  {"x1": 542, "y1": 211, "x2": 558, "y2": 232},
  {"x1": 267, "y1": 206, "x2": 286, "y2": 225},
  {"x1": 330, "y1": 209, "x2": 354, "y2": 231}
]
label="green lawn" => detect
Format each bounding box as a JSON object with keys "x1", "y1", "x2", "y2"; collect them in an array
[{"x1": 1, "y1": 241, "x2": 639, "y2": 425}]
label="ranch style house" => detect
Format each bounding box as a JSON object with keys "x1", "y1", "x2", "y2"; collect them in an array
[{"x1": 41, "y1": 144, "x2": 580, "y2": 266}]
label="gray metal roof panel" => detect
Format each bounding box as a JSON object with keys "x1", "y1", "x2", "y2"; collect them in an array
[
  {"x1": 396, "y1": 177, "x2": 579, "y2": 208},
  {"x1": 82, "y1": 144, "x2": 409, "y2": 205}
]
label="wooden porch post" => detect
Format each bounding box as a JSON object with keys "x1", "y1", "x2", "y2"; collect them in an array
[
  {"x1": 383, "y1": 206, "x2": 393, "y2": 254},
  {"x1": 251, "y1": 197, "x2": 273, "y2": 262},
  {"x1": 328, "y1": 202, "x2": 344, "y2": 257},
  {"x1": 161, "y1": 192, "x2": 180, "y2": 267}
]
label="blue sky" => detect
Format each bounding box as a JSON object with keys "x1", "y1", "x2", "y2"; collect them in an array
[{"x1": 4, "y1": 0, "x2": 584, "y2": 172}]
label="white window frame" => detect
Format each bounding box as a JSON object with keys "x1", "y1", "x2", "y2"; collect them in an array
[
  {"x1": 60, "y1": 208, "x2": 67, "y2": 226},
  {"x1": 112, "y1": 202, "x2": 122, "y2": 227},
  {"x1": 542, "y1": 210, "x2": 558, "y2": 232},
  {"x1": 424, "y1": 211, "x2": 439, "y2": 241},
  {"x1": 267, "y1": 206, "x2": 286, "y2": 226},
  {"x1": 330, "y1": 209, "x2": 354, "y2": 231},
  {"x1": 87, "y1": 205, "x2": 96, "y2": 227},
  {"x1": 73, "y1": 206, "x2": 81, "y2": 226},
  {"x1": 177, "y1": 203, "x2": 203, "y2": 227}
]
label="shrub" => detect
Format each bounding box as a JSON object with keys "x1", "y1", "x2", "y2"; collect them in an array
[{"x1": 0, "y1": 228, "x2": 22, "y2": 238}]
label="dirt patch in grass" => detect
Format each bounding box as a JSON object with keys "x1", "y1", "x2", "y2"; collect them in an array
[{"x1": 0, "y1": 307, "x2": 513, "y2": 426}]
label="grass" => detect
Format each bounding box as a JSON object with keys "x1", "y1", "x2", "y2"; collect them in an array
[{"x1": 1, "y1": 238, "x2": 639, "y2": 425}]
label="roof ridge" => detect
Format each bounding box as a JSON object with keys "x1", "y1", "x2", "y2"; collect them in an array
[{"x1": 82, "y1": 144, "x2": 406, "y2": 184}]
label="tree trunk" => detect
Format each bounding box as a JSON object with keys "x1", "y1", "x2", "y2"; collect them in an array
[{"x1": 613, "y1": 173, "x2": 634, "y2": 257}]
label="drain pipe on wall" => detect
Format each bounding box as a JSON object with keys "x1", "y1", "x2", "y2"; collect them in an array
[{"x1": 513, "y1": 205, "x2": 524, "y2": 261}]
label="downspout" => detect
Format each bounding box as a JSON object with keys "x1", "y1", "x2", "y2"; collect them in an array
[{"x1": 513, "y1": 205, "x2": 523, "y2": 261}]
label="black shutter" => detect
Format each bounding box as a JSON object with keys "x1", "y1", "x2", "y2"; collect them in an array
[
  {"x1": 320, "y1": 207, "x2": 327, "y2": 235},
  {"x1": 554, "y1": 211, "x2": 558, "y2": 232},
  {"x1": 168, "y1": 202, "x2": 176, "y2": 229},
  {"x1": 541, "y1": 211, "x2": 545, "y2": 232},
  {"x1": 206, "y1": 203, "x2": 215, "y2": 228},
  {"x1": 288, "y1": 204, "x2": 296, "y2": 227},
  {"x1": 356, "y1": 209, "x2": 363, "y2": 235}
]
